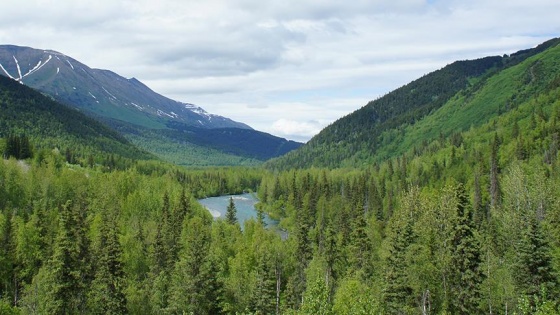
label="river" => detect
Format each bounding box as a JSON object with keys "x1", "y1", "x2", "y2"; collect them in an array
[{"x1": 198, "y1": 193, "x2": 278, "y2": 228}]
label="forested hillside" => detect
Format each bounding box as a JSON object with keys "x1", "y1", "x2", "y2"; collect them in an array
[
  {"x1": 267, "y1": 37, "x2": 560, "y2": 169},
  {"x1": 0, "y1": 45, "x2": 303, "y2": 166},
  {"x1": 255, "y1": 52, "x2": 560, "y2": 312},
  {"x1": 1, "y1": 38, "x2": 560, "y2": 314},
  {"x1": 0, "y1": 75, "x2": 152, "y2": 166}
]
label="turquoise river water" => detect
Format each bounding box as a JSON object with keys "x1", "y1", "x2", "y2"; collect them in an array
[{"x1": 198, "y1": 193, "x2": 278, "y2": 228}]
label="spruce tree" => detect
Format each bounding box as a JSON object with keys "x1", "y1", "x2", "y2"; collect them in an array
[
  {"x1": 226, "y1": 197, "x2": 237, "y2": 224},
  {"x1": 169, "y1": 216, "x2": 215, "y2": 314},
  {"x1": 251, "y1": 251, "x2": 277, "y2": 315},
  {"x1": 383, "y1": 214, "x2": 415, "y2": 314},
  {"x1": 148, "y1": 193, "x2": 173, "y2": 312},
  {"x1": 448, "y1": 184, "x2": 484, "y2": 315},
  {"x1": 514, "y1": 215, "x2": 558, "y2": 306},
  {"x1": 88, "y1": 212, "x2": 127, "y2": 314},
  {"x1": 44, "y1": 200, "x2": 91, "y2": 314}
]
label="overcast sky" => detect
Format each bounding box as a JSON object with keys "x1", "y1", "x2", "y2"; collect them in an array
[{"x1": 1, "y1": 0, "x2": 559, "y2": 142}]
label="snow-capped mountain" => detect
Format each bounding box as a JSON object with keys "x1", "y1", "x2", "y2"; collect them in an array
[{"x1": 0, "y1": 45, "x2": 250, "y2": 130}]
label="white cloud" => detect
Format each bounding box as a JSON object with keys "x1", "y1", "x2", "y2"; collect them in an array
[
  {"x1": 271, "y1": 119, "x2": 323, "y2": 142},
  {"x1": 1, "y1": 0, "x2": 560, "y2": 141}
]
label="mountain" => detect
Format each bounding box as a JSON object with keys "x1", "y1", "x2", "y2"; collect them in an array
[
  {"x1": 0, "y1": 74, "x2": 151, "y2": 162},
  {"x1": 0, "y1": 45, "x2": 302, "y2": 165},
  {"x1": 266, "y1": 37, "x2": 560, "y2": 170},
  {"x1": 0, "y1": 45, "x2": 248, "y2": 130}
]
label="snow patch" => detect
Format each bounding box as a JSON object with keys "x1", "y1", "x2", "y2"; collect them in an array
[
  {"x1": 13, "y1": 56, "x2": 22, "y2": 80},
  {"x1": 0, "y1": 63, "x2": 15, "y2": 80},
  {"x1": 66, "y1": 59, "x2": 74, "y2": 70},
  {"x1": 1, "y1": 55, "x2": 54, "y2": 82},
  {"x1": 88, "y1": 92, "x2": 97, "y2": 99},
  {"x1": 102, "y1": 87, "x2": 118, "y2": 100},
  {"x1": 130, "y1": 102, "x2": 143, "y2": 111},
  {"x1": 21, "y1": 55, "x2": 52, "y2": 79},
  {"x1": 157, "y1": 109, "x2": 174, "y2": 118},
  {"x1": 57, "y1": 67, "x2": 60, "y2": 74}
]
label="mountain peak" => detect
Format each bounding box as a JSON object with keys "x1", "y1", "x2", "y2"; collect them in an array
[{"x1": 0, "y1": 44, "x2": 250, "y2": 130}]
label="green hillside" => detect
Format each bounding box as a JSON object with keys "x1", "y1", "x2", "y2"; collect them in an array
[
  {"x1": 267, "y1": 37, "x2": 560, "y2": 169},
  {"x1": 0, "y1": 75, "x2": 152, "y2": 164},
  {"x1": 2, "y1": 39, "x2": 560, "y2": 315}
]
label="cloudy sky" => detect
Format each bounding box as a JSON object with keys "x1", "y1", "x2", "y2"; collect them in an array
[{"x1": 1, "y1": 0, "x2": 559, "y2": 142}]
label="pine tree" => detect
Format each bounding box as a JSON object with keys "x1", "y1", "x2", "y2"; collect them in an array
[
  {"x1": 347, "y1": 202, "x2": 371, "y2": 277},
  {"x1": 251, "y1": 251, "x2": 277, "y2": 315},
  {"x1": 88, "y1": 211, "x2": 127, "y2": 314},
  {"x1": 383, "y1": 215, "x2": 415, "y2": 314},
  {"x1": 43, "y1": 199, "x2": 91, "y2": 314},
  {"x1": 448, "y1": 184, "x2": 484, "y2": 314},
  {"x1": 490, "y1": 134, "x2": 501, "y2": 209},
  {"x1": 226, "y1": 197, "x2": 238, "y2": 224},
  {"x1": 148, "y1": 193, "x2": 173, "y2": 312},
  {"x1": 514, "y1": 215, "x2": 558, "y2": 306},
  {"x1": 169, "y1": 216, "x2": 216, "y2": 314}
]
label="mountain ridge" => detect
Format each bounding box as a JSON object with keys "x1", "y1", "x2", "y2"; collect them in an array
[
  {"x1": 0, "y1": 44, "x2": 302, "y2": 165},
  {"x1": 0, "y1": 44, "x2": 250, "y2": 130},
  {"x1": 266, "y1": 37, "x2": 560, "y2": 170},
  {"x1": 0, "y1": 74, "x2": 152, "y2": 162}
]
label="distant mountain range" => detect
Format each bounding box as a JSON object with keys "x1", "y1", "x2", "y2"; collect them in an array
[
  {"x1": 0, "y1": 45, "x2": 248, "y2": 129},
  {"x1": 0, "y1": 45, "x2": 301, "y2": 165}
]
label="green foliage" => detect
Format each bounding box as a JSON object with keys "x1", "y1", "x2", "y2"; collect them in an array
[
  {"x1": 2, "y1": 38, "x2": 560, "y2": 315},
  {"x1": 0, "y1": 75, "x2": 152, "y2": 162},
  {"x1": 332, "y1": 277, "x2": 381, "y2": 315},
  {"x1": 3, "y1": 134, "x2": 33, "y2": 160},
  {"x1": 226, "y1": 197, "x2": 238, "y2": 225},
  {"x1": 267, "y1": 38, "x2": 560, "y2": 170}
]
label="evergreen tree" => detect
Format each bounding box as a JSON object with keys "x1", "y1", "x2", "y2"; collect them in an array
[
  {"x1": 250, "y1": 251, "x2": 277, "y2": 315},
  {"x1": 347, "y1": 202, "x2": 371, "y2": 277},
  {"x1": 169, "y1": 216, "x2": 217, "y2": 314},
  {"x1": 448, "y1": 184, "x2": 484, "y2": 314},
  {"x1": 514, "y1": 215, "x2": 558, "y2": 306},
  {"x1": 226, "y1": 197, "x2": 238, "y2": 224},
  {"x1": 383, "y1": 213, "x2": 415, "y2": 313},
  {"x1": 43, "y1": 199, "x2": 91, "y2": 314},
  {"x1": 148, "y1": 193, "x2": 173, "y2": 312},
  {"x1": 490, "y1": 134, "x2": 501, "y2": 209},
  {"x1": 88, "y1": 212, "x2": 127, "y2": 314}
]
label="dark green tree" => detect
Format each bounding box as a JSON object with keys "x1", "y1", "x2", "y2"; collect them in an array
[
  {"x1": 169, "y1": 216, "x2": 217, "y2": 314},
  {"x1": 514, "y1": 215, "x2": 558, "y2": 307},
  {"x1": 42, "y1": 199, "x2": 91, "y2": 314},
  {"x1": 383, "y1": 213, "x2": 415, "y2": 314},
  {"x1": 226, "y1": 197, "x2": 238, "y2": 225},
  {"x1": 88, "y1": 212, "x2": 127, "y2": 314},
  {"x1": 250, "y1": 250, "x2": 277, "y2": 315},
  {"x1": 148, "y1": 192, "x2": 173, "y2": 312},
  {"x1": 448, "y1": 185, "x2": 484, "y2": 314}
]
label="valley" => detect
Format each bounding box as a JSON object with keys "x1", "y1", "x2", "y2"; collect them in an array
[{"x1": 1, "y1": 38, "x2": 560, "y2": 314}]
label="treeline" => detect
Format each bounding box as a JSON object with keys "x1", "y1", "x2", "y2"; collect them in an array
[
  {"x1": 255, "y1": 91, "x2": 560, "y2": 313},
  {"x1": 0, "y1": 150, "x2": 271, "y2": 314},
  {"x1": 0, "y1": 75, "x2": 152, "y2": 163}
]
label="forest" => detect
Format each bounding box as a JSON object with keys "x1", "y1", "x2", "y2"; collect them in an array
[
  {"x1": 1, "y1": 39, "x2": 560, "y2": 314},
  {"x1": 1, "y1": 84, "x2": 560, "y2": 314}
]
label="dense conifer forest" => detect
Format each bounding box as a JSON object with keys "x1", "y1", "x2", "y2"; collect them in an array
[{"x1": 1, "y1": 38, "x2": 560, "y2": 314}]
